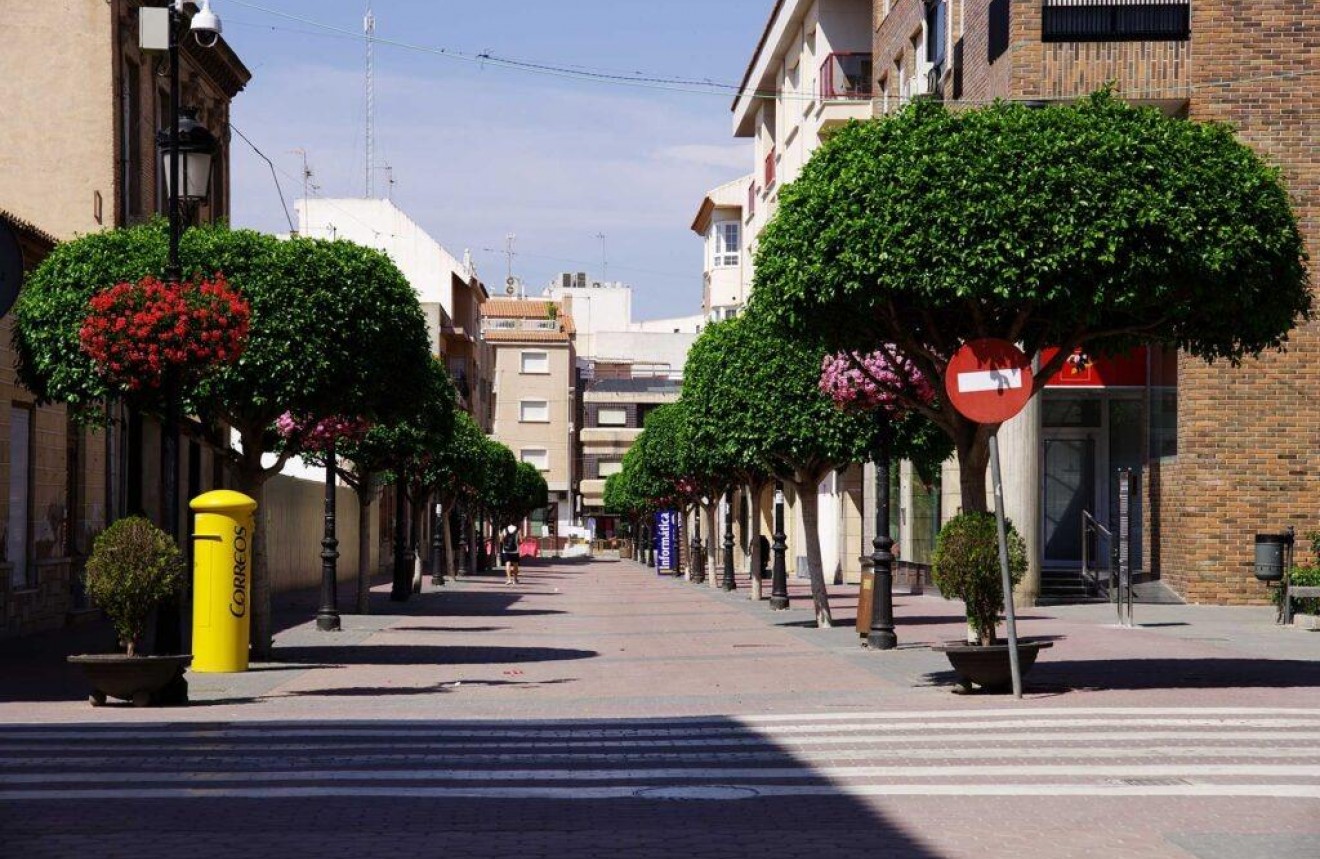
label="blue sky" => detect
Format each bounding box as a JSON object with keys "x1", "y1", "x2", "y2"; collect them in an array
[{"x1": 223, "y1": 0, "x2": 765, "y2": 319}]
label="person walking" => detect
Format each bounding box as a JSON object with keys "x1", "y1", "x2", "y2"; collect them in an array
[{"x1": 500, "y1": 525, "x2": 521, "y2": 585}]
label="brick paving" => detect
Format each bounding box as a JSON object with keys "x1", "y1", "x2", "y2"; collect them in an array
[{"x1": 0, "y1": 557, "x2": 1317, "y2": 858}]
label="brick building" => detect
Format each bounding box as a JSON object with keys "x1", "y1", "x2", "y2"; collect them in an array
[
  {"x1": 0, "y1": 0, "x2": 249, "y2": 638},
  {"x1": 872, "y1": 0, "x2": 1319, "y2": 603}
]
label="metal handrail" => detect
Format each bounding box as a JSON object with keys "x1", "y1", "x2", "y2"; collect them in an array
[
  {"x1": 1080, "y1": 510, "x2": 1111, "y2": 598},
  {"x1": 1084, "y1": 508, "x2": 1133, "y2": 626}
]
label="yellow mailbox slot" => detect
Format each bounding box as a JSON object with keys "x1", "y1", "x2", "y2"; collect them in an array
[{"x1": 191, "y1": 490, "x2": 258, "y2": 673}]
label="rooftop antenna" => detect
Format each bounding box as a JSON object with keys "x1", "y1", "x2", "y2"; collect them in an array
[
  {"x1": 288, "y1": 148, "x2": 319, "y2": 233},
  {"x1": 596, "y1": 232, "x2": 607, "y2": 283},
  {"x1": 364, "y1": 5, "x2": 376, "y2": 198}
]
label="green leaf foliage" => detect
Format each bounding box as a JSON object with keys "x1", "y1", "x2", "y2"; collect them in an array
[
  {"x1": 82, "y1": 516, "x2": 184, "y2": 656},
  {"x1": 930, "y1": 512, "x2": 1027, "y2": 646},
  {"x1": 755, "y1": 92, "x2": 1309, "y2": 367},
  {"x1": 15, "y1": 222, "x2": 438, "y2": 438}
]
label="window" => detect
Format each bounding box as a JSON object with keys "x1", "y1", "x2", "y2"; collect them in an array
[
  {"x1": 519, "y1": 400, "x2": 549, "y2": 422},
  {"x1": 7, "y1": 405, "x2": 34, "y2": 590},
  {"x1": 713, "y1": 222, "x2": 740, "y2": 268},
  {"x1": 988, "y1": 0, "x2": 1010, "y2": 63},
  {"x1": 122, "y1": 61, "x2": 142, "y2": 220},
  {"x1": 1042, "y1": 0, "x2": 1190, "y2": 43},
  {"x1": 598, "y1": 461, "x2": 623, "y2": 478},
  {"x1": 926, "y1": 0, "x2": 948, "y2": 71},
  {"x1": 597, "y1": 408, "x2": 627, "y2": 427},
  {"x1": 747, "y1": 180, "x2": 757, "y2": 217},
  {"x1": 521, "y1": 449, "x2": 549, "y2": 471},
  {"x1": 520, "y1": 351, "x2": 549, "y2": 374}
]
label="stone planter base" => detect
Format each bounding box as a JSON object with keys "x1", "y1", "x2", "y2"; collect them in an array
[
  {"x1": 931, "y1": 640, "x2": 1053, "y2": 694},
  {"x1": 67, "y1": 654, "x2": 192, "y2": 707}
]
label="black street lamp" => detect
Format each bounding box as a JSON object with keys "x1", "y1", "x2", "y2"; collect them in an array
[
  {"x1": 316, "y1": 440, "x2": 341, "y2": 631},
  {"x1": 431, "y1": 500, "x2": 445, "y2": 586},
  {"x1": 721, "y1": 488, "x2": 737, "y2": 592},
  {"x1": 690, "y1": 505, "x2": 705, "y2": 584},
  {"x1": 150, "y1": 1, "x2": 221, "y2": 655},
  {"x1": 769, "y1": 481, "x2": 789, "y2": 610},
  {"x1": 867, "y1": 424, "x2": 898, "y2": 650}
]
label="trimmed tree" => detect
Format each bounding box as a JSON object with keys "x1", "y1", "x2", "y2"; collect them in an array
[
  {"x1": 754, "y1": 92, "x2": 1310, "y2": 513},
  {"x1": 15, "y1": 222, "x2": 438, "y2": 657},
  {"x1": 688, "y1": 309, "x2": 946, "y2": 626}
]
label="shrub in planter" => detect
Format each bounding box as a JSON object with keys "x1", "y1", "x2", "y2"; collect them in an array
[
  {"x1": 931, "y1": 512, "x2": 1026, "y2": 646},
  {"x1": 1275, "y1": 566, "x2": 1320, "y2": 618},
  {"x1": 83, "y1": 517, "x2": 184, "y2": 656}
]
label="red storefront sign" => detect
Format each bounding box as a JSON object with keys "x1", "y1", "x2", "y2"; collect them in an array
[{"x1": 1042, "y1": 346, "x2": 1148, "y2": 388}]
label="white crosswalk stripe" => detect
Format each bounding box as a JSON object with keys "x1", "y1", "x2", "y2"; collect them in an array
[{"x1": 0, "y1": 706, "x2": 1315, "y2": 801}]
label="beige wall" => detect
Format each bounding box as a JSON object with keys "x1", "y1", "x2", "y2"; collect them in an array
[
  {"x1": 0, "y1": 1, "x2": 115, "y2": 238},
  {"x1": 491, "y1": 343, "x2": 573, "y2": 492},
  {"x1": 263, "y1": 476, "x2": 381, "y2": 599}
]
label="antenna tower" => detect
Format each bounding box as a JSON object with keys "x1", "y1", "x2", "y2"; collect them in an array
[
  {"x1": 364, "y1": 6, "x2": 376, "y2": 198},
  {"x1": 596, "y1": 232, "x2": 608, "y2": 282}
]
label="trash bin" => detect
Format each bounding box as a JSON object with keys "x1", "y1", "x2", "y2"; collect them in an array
[
  {"x1": 190, "y1": 490, "x2": 258, "y2": 673},
  {"x1": 1254, "y1": 532, "x2": 1291, "y2": 582},
  {"x1": 856, "y1": 566, "x2": 875, "y2": 638}
]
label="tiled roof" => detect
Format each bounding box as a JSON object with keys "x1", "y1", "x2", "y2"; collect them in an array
[
  {"x1": 0, "y1": 208, "x2": 57, "y2": 245},
  {"x1": 484, "y1": 329, "x2": 573, "y2": 344},
  {"x1": 483, "y1": 298, "x2": 559, "y2": 318}
]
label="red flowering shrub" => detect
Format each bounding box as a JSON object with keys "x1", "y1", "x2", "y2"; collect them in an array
[{"x1": 78, "y1": 274, "x2": 250, "y2": 397}]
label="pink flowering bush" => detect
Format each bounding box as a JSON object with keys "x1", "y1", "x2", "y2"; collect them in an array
[
  {"x1": 275, "y1": 412, "x2": 371, "y2": 453},
  {"x1": 819, "y1": 349, "x2": 934, "y2": 413}
]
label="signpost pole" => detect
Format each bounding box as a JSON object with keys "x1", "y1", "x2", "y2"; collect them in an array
[{"x1": 989, "y1": 431, "x2": 1023, "y2": 699}]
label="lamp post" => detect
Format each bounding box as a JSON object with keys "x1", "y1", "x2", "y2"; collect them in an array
[
  {"x1": 316, "y1": 439, "x2": 341, "y2": 631},
  {"x1": 150, "y1": 0, "x2": 220, "y2": 655},
  {"x1": 721, "y1": 488, "x2": 736, "y2": 592},
  {"x1": 867, "y1": 424, "x2": 897, "y2": 650},
  {"x1": 769, "y1": 481, "x2": 789, "y2": 610},
  {"x1": 690, "y1": 503, "x2": 705, "y2": 584}
]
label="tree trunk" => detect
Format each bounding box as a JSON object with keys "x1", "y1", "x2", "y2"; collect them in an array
[
  {"x1": 442, "y1": 503, "x2": 456, "y2": 581},
  {"x1": 748, "y1": 481, "x2": 763, "y2": 601},
  {"x1": 794, "y1": 472, "x2": 833, "y2": 628},
  {"x1": 355, "y1": 477, "x2": 374, "y2": 614},
  {"x1": 955, "y1": 423, "x2": 992, "y2": 514},
  {"x1": 234, "y1": 455, "x2": 272, "y2": 660},
  {"x1": 706, "y1": 502, "x2": 718, "y2": 588}
]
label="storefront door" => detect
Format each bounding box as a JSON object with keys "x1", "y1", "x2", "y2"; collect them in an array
[{"x1": 1042, "y1": 433, "x2": 1099, "y2": 568}]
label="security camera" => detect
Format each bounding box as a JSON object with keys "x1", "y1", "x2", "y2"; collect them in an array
[{"x1": 190, "y1": 0, "x2": 222, "y2": 48}]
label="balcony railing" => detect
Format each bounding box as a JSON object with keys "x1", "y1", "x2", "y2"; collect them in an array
[
  {"x1": 820, "y1": 52, "x2": 873, "y2": 100},
  {"x1": 1041, "y1": 0, "x2": 1190, "y2": 43}
]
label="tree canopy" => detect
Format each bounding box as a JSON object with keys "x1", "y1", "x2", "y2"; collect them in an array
[
  {"x1": 16, "y1": 222, "x2": 443, "y2": 656},
  {"x1": 753, "y1": 91, "x2": 1310, "y2": 510}
]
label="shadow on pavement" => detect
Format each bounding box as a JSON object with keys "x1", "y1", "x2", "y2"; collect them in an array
[
  {"x1": 271, "y1": 644, "x2": 598, "y2": 667},
  {"x1": 0, "y1": 713, "x2": 950, "y2": 858},
  {"x1": 280, "y1": 678, "x2": 579, "y2": 697},
  {"x1": 924, "y1": 656, "x2": 1320, "y2": 693}
]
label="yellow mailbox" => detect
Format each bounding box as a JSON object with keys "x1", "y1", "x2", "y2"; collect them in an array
[{"x1": 191, "y1": 490, "x2": 258, "y2": 673}]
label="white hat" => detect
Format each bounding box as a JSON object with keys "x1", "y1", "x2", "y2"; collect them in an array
[{"x1": 506, "y1": 525, "x2": 517, "y2": 534}]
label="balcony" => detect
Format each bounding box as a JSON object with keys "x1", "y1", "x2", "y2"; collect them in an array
[
  {"x1": 820, "y1": 52, "x2": 873, "y2": 100},
  {"x1": 1042, "y1": 0, "x2": 1190, "y2": 43}
]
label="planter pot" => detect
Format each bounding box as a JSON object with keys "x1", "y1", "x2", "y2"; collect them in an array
[
  {"x1": 67, "y1": 654, "x2": 192, "y2": 707},
  {"x1": 931, "y1": 640, "x2": 1053, "y2": 694}
]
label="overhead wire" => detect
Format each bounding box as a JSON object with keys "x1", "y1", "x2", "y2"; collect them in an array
[{"x1": 226, "y1": 0, "x2": 1320, "y2": 106}]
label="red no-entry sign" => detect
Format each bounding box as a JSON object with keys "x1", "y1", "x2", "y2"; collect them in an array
[{"x1": 944, "y1": 339, "x2": 1033, "y2": 424}]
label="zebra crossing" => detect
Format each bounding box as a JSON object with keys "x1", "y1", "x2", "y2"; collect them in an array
[{"x1": 0, "y1": 706, "x2": 1316, "y2": 802}]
